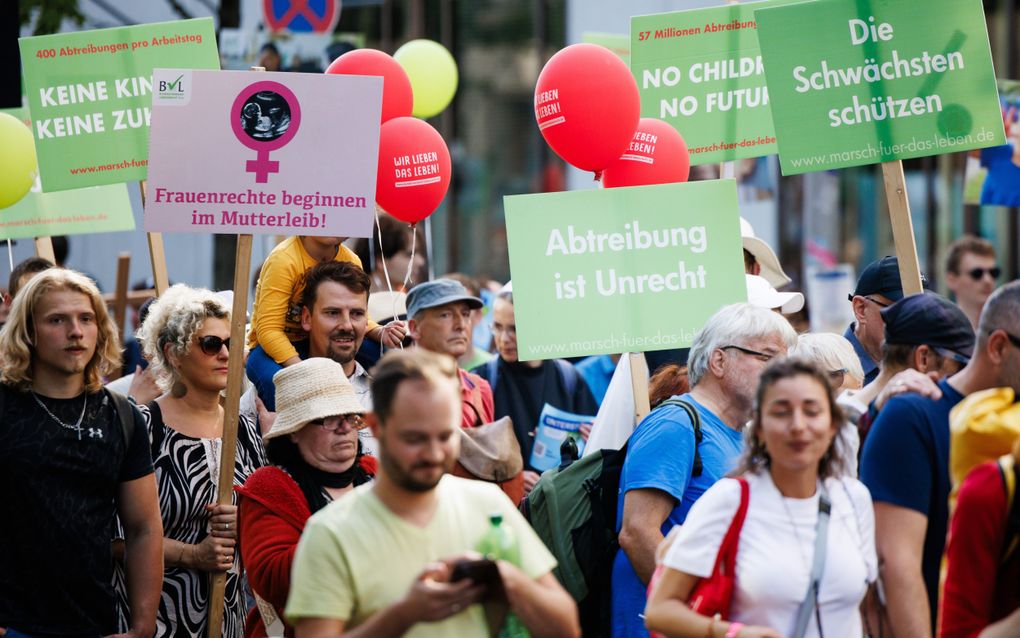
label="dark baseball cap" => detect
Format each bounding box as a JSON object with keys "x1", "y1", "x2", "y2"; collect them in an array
[
  {"x1": 881, "y1": 292, "x2": 975, "y2": 363},
  {"x1": 406, "y1": 279, "x2": 483, "y2": 319},
  {"x1": 849, "y1": 255, "x2": 929, "y2": 303}
]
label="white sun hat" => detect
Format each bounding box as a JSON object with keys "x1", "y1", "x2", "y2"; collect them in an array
[
  {"x1": 263, "y1": 358, "x2": 365, "y2": 441},
  {"x1": 746, "y1": 274, "x2": 804, "y2": 315},
  {"x1": 741, "y1": 218, "x2": 792, "y2": 288}
]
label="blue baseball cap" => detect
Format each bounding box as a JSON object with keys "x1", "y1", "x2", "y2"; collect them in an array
[
  {"x1": 850, "y1": 255, "x2": 929, "y2": 303},
  {"x1": 881, "y1": 292, "x2": 975, "y2": 363},
  {"x1": 406, "y1": 279, "x2": 483, "y2": 319}
]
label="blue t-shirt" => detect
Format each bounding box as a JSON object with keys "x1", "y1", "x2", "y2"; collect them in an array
[
  {"x1": 611, "y1": 394, "x2": 743, "y2": 638},
  {"x1": 860, "y1": 379, "x2": 963, "y2": 632}
]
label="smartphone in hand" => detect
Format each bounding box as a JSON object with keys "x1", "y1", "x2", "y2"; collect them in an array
[{"x1": 450, "y1": 558, "x2": 506, "y2": 602}]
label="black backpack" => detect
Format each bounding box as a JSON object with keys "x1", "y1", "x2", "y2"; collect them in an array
[{"x1": 521, "y1": 398, "x2": 702, "y2": 637}]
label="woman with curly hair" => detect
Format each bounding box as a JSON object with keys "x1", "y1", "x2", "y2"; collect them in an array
[
  {"x1": 237, "y1": 357, "x2": 377, "y2": 637},
  {"x1": 645, "y1": 359, "x2": 876, "y2": 638},
  {"x1": 135, "y1": 284, "x2": 267, "y2": 638}
]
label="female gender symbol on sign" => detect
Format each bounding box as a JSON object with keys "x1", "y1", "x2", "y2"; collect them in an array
[{"x1": 230, "y1": 80, "x2": 302, "y2": 183}]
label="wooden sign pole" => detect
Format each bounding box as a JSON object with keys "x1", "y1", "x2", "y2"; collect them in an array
[
  {"x1": 206, "y1": 233, "x2": 252, "y2": 638},
  {"x1": 208, "y1": 64, "x2": 265, "y2": 638},
  {"x1": 34, "y1": 237, "x2": 55, "y2": 263},
  {"x1": 880, "y1": 160, "x2": 925, "y2": 296},
  {"x1": 110, "y1": 252, "x2": 131, "y2": 377},
  {"x1": 629, "y1": 352, "x2": 651, "y2": 424},
  {"x1": 138, "y1": 181, "x2": 171, "y2": 296}
]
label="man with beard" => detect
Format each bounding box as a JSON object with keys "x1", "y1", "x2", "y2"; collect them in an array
[
  {"x1": 242, "y1": 261, "x2": 379, "y2": 453},
  {"x1": 286, "y1": 349, "x2": 580, "y2": 638}
]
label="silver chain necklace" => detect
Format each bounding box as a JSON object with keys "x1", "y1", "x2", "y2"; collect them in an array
[{"x1": 32, "y1": 392, "x2": 87, "y2": 440}]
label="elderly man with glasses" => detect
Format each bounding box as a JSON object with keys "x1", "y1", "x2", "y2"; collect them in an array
[
  {"x1": 612, "y1": 303, "x2": 798, "y2": 638},
  {"x1": 846, "y1": 255, "x2": 928, "y2": 385}
]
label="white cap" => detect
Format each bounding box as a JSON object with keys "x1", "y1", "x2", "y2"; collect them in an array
[
  {"x1": 368, "y1": 290, "x2": 407, "y2": 323},
  {"x1": 741, "y1": 218, "x2": 792, "y2": 288},
  {"x1": 746, "y1": 274, "x2": 804, "y2": 315}
]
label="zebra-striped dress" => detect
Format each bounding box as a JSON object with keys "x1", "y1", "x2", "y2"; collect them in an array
[{"x1": 141, "y1": 401, "x2": 267, "y2": 638}]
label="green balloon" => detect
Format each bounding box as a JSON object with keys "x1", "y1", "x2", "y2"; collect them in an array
[
  {"x1": 394, "y1": 39, "x2": 459, "y2": 119},
  {"x1": 0, "y1": 112, "x2": 38, "y2": 209}
]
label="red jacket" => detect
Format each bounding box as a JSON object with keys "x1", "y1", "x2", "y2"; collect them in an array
[{"x1": 236, "y1": 457, "x2": 378, "y2": 638}]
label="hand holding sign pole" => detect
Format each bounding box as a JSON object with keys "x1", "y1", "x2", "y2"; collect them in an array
[{"x1": 206, "y1": 67, "x2": 265, "y2": 638}]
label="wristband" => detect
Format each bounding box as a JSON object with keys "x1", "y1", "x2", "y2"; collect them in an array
[{"x1": 725, "y1": 622, "x2": 744, "y2": 638}]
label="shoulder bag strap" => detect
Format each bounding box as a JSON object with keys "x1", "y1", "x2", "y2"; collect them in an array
[
  {"x1": 793, "y1": 483, "x2": 831, "y2": 638},
  {"x1": 487, "y1": 356, "x2": 500, "y2": 393},
  {"x1": 718, "y1": 477, "x2": 751, "y2": 576},
  {"x1": 655, "y1": 398, "x2": 703, "y2": 478},
  {"x1": 105, "y1": 389, "x2": 135, "y2": 451}
]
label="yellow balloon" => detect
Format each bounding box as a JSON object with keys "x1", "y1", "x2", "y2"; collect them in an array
[
  {"x1": 0, "y1": 112, "x2": 38, "y2": 209},
  {"x1": 394, "y1": 39, "x2": 459, "y2": 119}
]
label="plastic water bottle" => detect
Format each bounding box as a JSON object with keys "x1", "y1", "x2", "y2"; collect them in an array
[{"x1": 476, "y1": 514, "x2": 530, "y2": 638}]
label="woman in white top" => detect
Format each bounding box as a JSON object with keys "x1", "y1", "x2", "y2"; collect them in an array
[{"x1": 645, "y1": 358, "x2": 877, "y2": 638}]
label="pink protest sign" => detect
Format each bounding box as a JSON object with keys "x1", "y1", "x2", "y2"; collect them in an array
[{"x1": 145, "y1": 68, "x2": 381, "y2": 236}]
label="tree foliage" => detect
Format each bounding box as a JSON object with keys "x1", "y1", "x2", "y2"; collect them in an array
[{"x1": 19, "y1": 0, "x2": 85, "y2": 36}]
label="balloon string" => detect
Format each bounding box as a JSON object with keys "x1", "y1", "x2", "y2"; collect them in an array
[
  {"x1": 402, "y1": 226, "x2": 417, "y2": 292},
  {"x1": 374, "y1": 211, "x2": 400, "y2": 353},
  {"x1": 6, "y1": 239, "x2": 12, "y2": 272}
]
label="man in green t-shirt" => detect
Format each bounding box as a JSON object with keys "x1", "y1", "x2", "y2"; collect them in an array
[{"x1": 286, "y1": 349, "x2": 580, "y2": 638}]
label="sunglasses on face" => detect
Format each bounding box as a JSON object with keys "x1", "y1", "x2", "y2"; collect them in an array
[
  {"x1": 196, "y1": 335, "x2": 230, "y2": 356},
  {"x1": 310, "y1": 414, "x2": 367, "y2": 432},
  {"x1": 966, "y1": 267, "x2": 1001, "y2": 281}
]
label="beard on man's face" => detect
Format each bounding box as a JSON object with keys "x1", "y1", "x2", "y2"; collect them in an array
[
  {"x1": 378, "y1": 440, "x2": 455, "y2": 493},
  {"x1": 325, "y1": 328, "x2": 359, "y2": 364}
]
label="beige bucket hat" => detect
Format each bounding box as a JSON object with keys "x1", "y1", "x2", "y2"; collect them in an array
[{"x1": 264, "y1": 358, "x2": 366, "y2": 441}]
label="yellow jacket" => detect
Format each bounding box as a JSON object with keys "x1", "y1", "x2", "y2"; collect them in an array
[
  {"x1": 247, "y1": 236, "x2": 377, "y2": 363},
  {"x1": 949, "y1": 387, "x2": 1020, "y2": 491}
]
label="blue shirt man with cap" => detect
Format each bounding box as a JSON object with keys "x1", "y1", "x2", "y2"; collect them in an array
[
  {"x1": 859, "y1": 285, "x2": 1020, "y2": 638},
  {"x1": 845, "y1": 255, "x2": 927, "y2": 384},
  {"x1": 406, "y1": 279, "x2": 494, "y2": 429}
]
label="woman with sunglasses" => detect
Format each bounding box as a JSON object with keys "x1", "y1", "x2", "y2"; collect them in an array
[
  {"x1": 135, "y1": 285, "x2": 268, "y2": 638},
  {"x1": 237, "y1": 357, "x2": 376, "y2": 638},
  {"x1": 645, "y1": 359, "x2": 877, "y2": 638}
]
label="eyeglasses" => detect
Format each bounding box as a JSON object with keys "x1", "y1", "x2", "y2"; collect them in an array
[
  {"x1": 864, "y1": 296, "x2": 891, "y2": 308},
  {"x1": 310, "y1": 414, "x2": 367, "y2": 432},
  {"x1": 967, "y1": 266, "x2": 1001, "y2": 281},
  {"x1": 721, "y1": 345, "x2": 775, "y2": 363},
  {"x1": 196, "y1": 335, "x2": 230, "y2": 356},
  {"x1": 827, "y1": 368, "x2": 848, "y2": 388}
]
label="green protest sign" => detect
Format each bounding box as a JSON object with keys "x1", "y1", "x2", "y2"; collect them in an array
[
  {"x1": 0, "y1": 107, "x2": 136, "y2": 239},
  {"x1": 19, "y1": 18, "x2": 219, "y2": 192},
  {"x1": 630, "y1": 0, "x2": 801, "y2": 165},
  {"x1": 755, "y1": 0, "x2": 1006, "y2": 175},
  {"x1": 504, "y1": 181, "x2": 746, "y2": 361}
]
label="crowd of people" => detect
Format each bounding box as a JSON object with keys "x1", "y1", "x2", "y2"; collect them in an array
[{"x1": 1, "y1": 225, "x2": 1018, "y2": 638}]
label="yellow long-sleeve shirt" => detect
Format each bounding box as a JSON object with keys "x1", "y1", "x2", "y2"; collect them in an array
[{"x1": 247, "y1": 236, "x2": 378, "y2": 363}]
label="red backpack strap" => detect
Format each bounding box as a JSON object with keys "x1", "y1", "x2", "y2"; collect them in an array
[{"x1": 718, "y1": 478, "x2": 750, "y2": 576}]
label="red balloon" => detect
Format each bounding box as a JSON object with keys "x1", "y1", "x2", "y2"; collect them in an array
[
  {"x1": 326, "y1": 49, "x2": 413, "y2": 123},
  {"x1": 601, "y1": 118, "x2": 691, "y2": 188},
  {"x1": 376, "y1": 117, "x2": 451, "y2": 224},
  {"x1": 534, "y1": 43, "x2": 640, "y2": 173}
]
